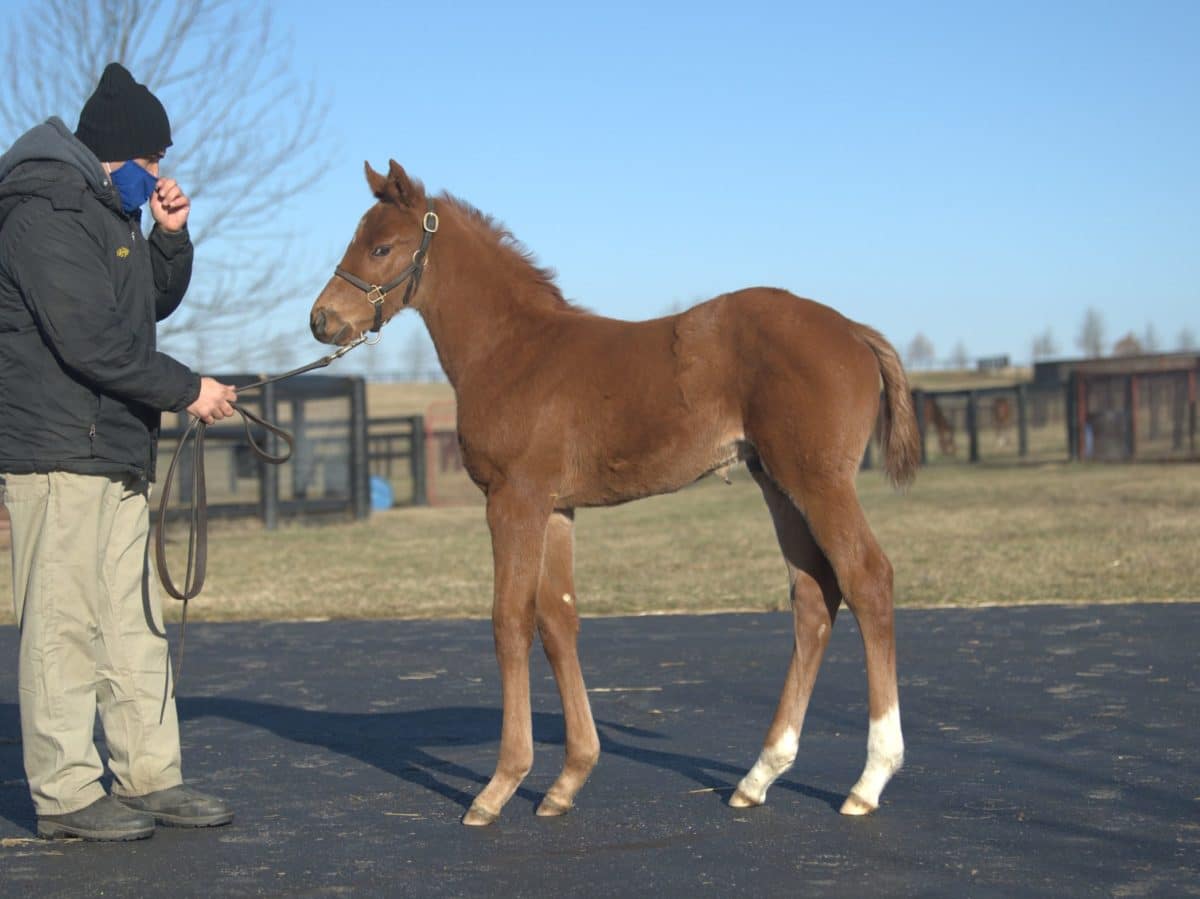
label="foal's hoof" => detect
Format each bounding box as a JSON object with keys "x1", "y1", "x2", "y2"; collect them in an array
[
  {"x1": 462, "y1": 803, "x2": 499, "y2": 827},
  {"x1": 839, "y1": 792, "x2": 877, "y2": 816},
  {"x1": 536, "y1": 795, "x2": 573, "y2": 817},
  {"x1": 728, "y1": 788, "x2": 763, "y2": 809}
]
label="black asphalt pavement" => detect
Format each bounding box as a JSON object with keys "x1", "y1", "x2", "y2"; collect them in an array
[{"x1": 1, "y1": 604, "x2": 1198, "y2": 897}]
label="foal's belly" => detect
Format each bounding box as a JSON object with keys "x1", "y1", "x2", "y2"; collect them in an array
[{"x1": 557, "y1": 431, "x2": 751, "y2": 509}]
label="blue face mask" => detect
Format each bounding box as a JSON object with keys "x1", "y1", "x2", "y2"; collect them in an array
[{"x1": 110, "y1": 160, "x2": 158, "y2": 214}]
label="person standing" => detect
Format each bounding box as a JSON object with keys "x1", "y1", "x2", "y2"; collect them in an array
[{"x1": 0, "y1": 63, "x2": 237, "y2": 840}]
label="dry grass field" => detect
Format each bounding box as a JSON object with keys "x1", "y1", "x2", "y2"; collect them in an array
[
  {"x1": 2, "y1": 462, "x2": 1195, "y2": 626},
  {"x1": 366, "y1": 380, "x2": 454, "y2": 417}
]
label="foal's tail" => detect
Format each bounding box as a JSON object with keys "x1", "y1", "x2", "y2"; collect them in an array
[{"x1": 852, "y1": 323, "x2": 920, "y2": 488}]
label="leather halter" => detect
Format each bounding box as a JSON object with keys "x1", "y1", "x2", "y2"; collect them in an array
[{"x1": 333, "y1": 200, "x2": 439, "y2": 332}]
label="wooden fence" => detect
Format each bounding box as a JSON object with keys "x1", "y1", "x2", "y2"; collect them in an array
[
  {"x1": 862, "y1": 384, "x2": 1069, "y2": 470},
  {"x1": 1067, "y1": 367, "x2": 1198, "y2": 461},
  {"x1": 157, "y1": 374, "x2": 371, "y2": 528}
]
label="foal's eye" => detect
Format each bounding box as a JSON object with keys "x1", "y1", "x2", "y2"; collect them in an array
[{"x1": 371, "y1": 245, "x2": 391, "y2": 258}]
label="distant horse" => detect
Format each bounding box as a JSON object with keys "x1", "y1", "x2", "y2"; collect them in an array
[
  {"x1": 991, "y1": 396, "x2": 1014, "y2": 448},
  {"x1": 310, "y1": 161, "x2": 920, "y2": 826},
  {"x1": 924, "y1": 395, "x2": 957, "y2": 456}
]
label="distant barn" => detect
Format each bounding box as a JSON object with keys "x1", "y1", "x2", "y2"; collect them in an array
[{"x1": 1034, "y1": 352, "x2": 1199, "y2": 462}]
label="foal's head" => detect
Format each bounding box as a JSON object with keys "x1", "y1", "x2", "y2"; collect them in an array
[{"x1": 310, "y1": 160, "x2": 434, "y2": 345}]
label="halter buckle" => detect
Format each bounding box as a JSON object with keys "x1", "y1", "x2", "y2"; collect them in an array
[
  {"x1": 365, "y1": 285, "x2": 386, "y2": 306},
  {"x1": 423, "y1": 211, "x2": 440, "y2": 233}
]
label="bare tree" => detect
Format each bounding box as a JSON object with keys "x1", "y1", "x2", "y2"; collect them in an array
[
  {"x1": 403, "y1": 330, "x2": 433, "y2": 382},
  {"x1": 1076, "y1": 307, "x2": 1106, "y2": 358},
  {"x1": 1142, "y1": 322, "x2": 1160, "y2": 354},
  {"x1": 1031, "y1": 327, "x2": 1058, "y2": 361},
  {"x1": 1178, "y1": 327, "x2": 1197, "y2": 351},
  {"x1": 905, "y1": 333, "x2": 935, "y2": 370},
  {"x1": 264, "y1": 333, "x2": 298, "y2": 373},
  {"x1": 0, "y1": 0, "x2": 328, "y2": 370},
  {"x1": 362, "y1": 342, "x2": 382, "y2": 382},
  {"x1": 1112, "y1": 332, "x2": 1143, "y2": 356},
  {"x1": 949, "y1": 340, "x2": 970, "y2": 369}
]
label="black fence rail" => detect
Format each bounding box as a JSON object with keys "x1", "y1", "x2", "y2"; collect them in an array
[
  {"x1": 862, "y1": 384, "x2": 1068, "y2": 470},
  {"x1": 365, "y1": 415, "x2": 479, "y2": 508},
  {"x1": 156, "y1": 374, "x2": 370, "y2": 529},
  {"x1": 368, "y1": 415, "x2": 427, "y2": 507},
  {"x1": 913, "y1": 384, "x2": 1068, "y2": 465},
  {"x1": 1067, "y1": 367, "x2": 1198, "y2": 461}
]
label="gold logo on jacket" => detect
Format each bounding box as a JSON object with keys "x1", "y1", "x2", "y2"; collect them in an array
[{"x1": 116, "y1": 246, "x2": 130, "y2": 258}]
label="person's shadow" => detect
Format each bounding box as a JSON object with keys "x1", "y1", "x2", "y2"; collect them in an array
[
  {"x1": 0, "y1": 702, "x2": 32, "y2": 832},
  {"x1": 0, "y1": 697, "x2": 843, "y2": 832}
]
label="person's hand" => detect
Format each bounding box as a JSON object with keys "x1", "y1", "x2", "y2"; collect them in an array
[
  {"x1": 187, "y1": 377, "x2": 237, "y2": 424},
  {"x1": 150, "y1": 177, "x2": 190, "y2": 232}
]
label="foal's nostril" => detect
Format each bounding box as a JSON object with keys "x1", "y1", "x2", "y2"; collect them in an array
[{"x1": 312, "y1": 308, "x2": 328, "y2": 341}]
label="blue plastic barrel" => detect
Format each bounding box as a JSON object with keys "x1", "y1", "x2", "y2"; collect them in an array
[{"x1": 369, "y1": 476, "x2": 394, "y2": 511}]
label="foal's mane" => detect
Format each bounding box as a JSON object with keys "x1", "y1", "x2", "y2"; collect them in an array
[{"x1": 438, "y1": 192, "x2": 588, "y2": 313}]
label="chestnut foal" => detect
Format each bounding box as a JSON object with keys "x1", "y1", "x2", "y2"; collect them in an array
[{"x1": 310, "y1": 161, "x2": 920, "y2": 825}]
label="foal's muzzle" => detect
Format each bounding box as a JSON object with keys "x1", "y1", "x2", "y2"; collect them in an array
[{"x1": 310, "y1": 307, "x2": 354, "y2": 345}]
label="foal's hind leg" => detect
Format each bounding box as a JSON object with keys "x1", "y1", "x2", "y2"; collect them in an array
[
  {"x1": 534, "y1": 510, "x2": 600, "y2": 816},
  {"x1": 730, "y1": 469, "x2": 841, "y2": 808},
  {"x1": 786, "y1": 476, "x2": 904, "y2": 815}
]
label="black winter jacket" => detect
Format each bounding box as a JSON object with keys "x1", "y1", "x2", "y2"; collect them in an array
[{"x1": 0, "y1": 118, "x2": 200, "y2": 480}]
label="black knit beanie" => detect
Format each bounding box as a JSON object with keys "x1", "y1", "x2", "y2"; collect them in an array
[{"x1": 75, "y1": 62, "x2": 172, "y2": 162}]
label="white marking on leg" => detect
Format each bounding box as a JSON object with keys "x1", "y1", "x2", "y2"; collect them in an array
[
  {"x1": 562, "y1": 593, "x2": 573, "y2": 604},
  {"x1": 734, "y1": 727, "x2": 798, "y2": 806},
  {"x1": 844, "y1": 704, "x2": 903, "y2": 814}
]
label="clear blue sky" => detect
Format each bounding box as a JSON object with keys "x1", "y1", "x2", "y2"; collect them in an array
[{"x1": 12, "y1": 1, "x2": 1200, "y2": 372}]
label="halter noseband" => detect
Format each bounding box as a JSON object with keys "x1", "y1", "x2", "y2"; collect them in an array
[{"x1": 333, "y1": 199, "x2": 439, "y2": 333}]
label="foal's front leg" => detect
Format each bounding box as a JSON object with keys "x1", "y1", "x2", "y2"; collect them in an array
[{"x1": 463, "y1": 489, "x2": 550, "y2": 826}]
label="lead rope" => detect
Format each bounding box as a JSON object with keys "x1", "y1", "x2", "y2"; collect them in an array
[{"x1": 155, "y1": 336, "x2": 369, "y2": 719}]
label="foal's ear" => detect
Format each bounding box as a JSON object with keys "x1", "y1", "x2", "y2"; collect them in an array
[
  {"x1": 364, "y1": 161, "x2": 387, "y2": 197},
  {"x1": 385, "y1": 159, "x2": 416, "y2": 206},
  {"x1": 364, "y1": 159, "x2": 417, "y2": 206}
]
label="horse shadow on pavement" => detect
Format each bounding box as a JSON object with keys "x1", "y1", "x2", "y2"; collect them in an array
[
  {"x1": 0, "y1": 698, "x2": 843, "y2": 832},
  {"x1": 177, "y1": 697, "x2": 843, "y2": 814}
]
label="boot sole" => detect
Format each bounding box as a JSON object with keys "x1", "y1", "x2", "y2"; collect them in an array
[
  {"x1": 150, "y1": 811, "x2": 234, "y2": 828},
  {"x1": 37, "y1": 820, "x2": 154, "y2": 841}
]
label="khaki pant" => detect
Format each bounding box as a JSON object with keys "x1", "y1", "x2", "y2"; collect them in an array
[{"x1": 3, "y1": 471, "x2": 182, "y2": 816}]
